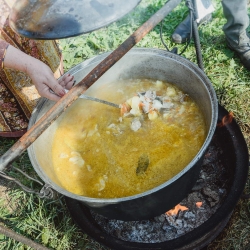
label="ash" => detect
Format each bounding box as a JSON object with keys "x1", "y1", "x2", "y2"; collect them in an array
[{"x1": 91, "y1": 138, "x2": 230, "y2": 243}]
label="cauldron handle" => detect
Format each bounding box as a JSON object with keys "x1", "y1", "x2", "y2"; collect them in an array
[
  {"x1": 0, "y1": 167, "x2": 54, "y2": 199},
  {"x1": 0, "y1": 0, "x2": 182, "y2": 172}
]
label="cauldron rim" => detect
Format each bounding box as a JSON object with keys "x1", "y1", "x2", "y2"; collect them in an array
[{"x1": 28, "y1": 48, "x2": 218, "y2": 218}]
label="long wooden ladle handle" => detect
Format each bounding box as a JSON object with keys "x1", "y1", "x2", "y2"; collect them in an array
[{"x1": 0, "y1": 0, "x2": 182, "y2": 171}]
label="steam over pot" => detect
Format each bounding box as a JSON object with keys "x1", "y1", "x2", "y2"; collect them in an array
[{"x1": 28, "y1": 48, "x2": 218, "y2": 221}]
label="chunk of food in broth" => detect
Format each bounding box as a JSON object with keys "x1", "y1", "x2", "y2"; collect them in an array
[
  {"x1": 69, "y1": 151, "x2": 85, "y2": 167},
  {"x1": 52, "y1": 79, "x2": 206, "y2": 198}
]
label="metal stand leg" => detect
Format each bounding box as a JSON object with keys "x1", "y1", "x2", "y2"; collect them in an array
[{"x1": 186, "y1": 0, "x2": 205, "y2": 71}]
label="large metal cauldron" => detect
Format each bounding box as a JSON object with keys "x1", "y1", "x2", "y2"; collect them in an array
[{"x1": 28, "y1": 48, "x2": 218, "y2": 221}]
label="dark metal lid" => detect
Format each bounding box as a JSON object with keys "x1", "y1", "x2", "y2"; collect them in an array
[{"x1": 9, "y1": 0, "x2": 141, "y2": 40}]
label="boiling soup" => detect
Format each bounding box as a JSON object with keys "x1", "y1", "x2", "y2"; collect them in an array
[{"x1": 52, "y1": 79, "x2": 206, "y2": 198}]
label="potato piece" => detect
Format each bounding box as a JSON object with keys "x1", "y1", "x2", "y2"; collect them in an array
[
  {"x1": 131, "y1": 96, "x2": 141, "y2": 110},
  {"x1": 148, "y1": 110, "x2": 158, "y2": 120},
  {"x1": 130, "y1": 108, "x2": 142, "y2": 116},
  {"x1": 126, "y1": 97, "x2": 133, "y2": 107},
  {"x1": 155, "y1": 80, "x2": 163, "y2": 88},
  {"x1": 166, "y1": 87, "x2": 177, "y2": 97}
]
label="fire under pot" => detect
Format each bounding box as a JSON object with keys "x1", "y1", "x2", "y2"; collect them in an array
[{"x1": 65, "y1": 104, "x2": 249, "y2": 250}]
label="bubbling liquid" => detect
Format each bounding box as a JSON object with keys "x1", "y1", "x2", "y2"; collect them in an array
[{"x1": 52, "y1": 79, "x2": 206, "y2": 198}]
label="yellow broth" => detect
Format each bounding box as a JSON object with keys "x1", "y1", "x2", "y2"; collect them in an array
[{"x1": 52, "y1": 79, "x2": 206, "y2": 198}]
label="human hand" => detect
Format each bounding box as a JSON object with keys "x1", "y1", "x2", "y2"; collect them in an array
[
  {"x1": 4, "y1": 44, "x2": 75, "y2": 101},
  {"x1": 58, "y1": 73, "x2": 75, "y2": 90},
  {"x1": 25, "y1": 58, "x2": 76, "y2": 101}
]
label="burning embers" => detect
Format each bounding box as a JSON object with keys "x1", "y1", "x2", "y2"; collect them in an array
[
  {"x1": 217, "y1": 111, "x2": 234, "y2": 128},
  {"x1": 91, "y1": 137, "x2": 230, "y2": 243},
  {"x1": 165, "y1": 204, "x2": 188, "y2": 216}
]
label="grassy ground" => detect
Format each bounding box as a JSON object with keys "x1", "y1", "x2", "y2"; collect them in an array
[{"x1": 0, "y1": 0, "x2": 250, "y2": 249}]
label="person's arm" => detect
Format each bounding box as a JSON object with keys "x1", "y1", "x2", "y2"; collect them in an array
[{"x1": 1, "y1": 40, "x2": 74, "y2": 101}]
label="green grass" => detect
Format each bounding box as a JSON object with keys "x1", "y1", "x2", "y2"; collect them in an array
[{"x1": 0, "y1": 0, "x2": 250, "y2": 249}]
